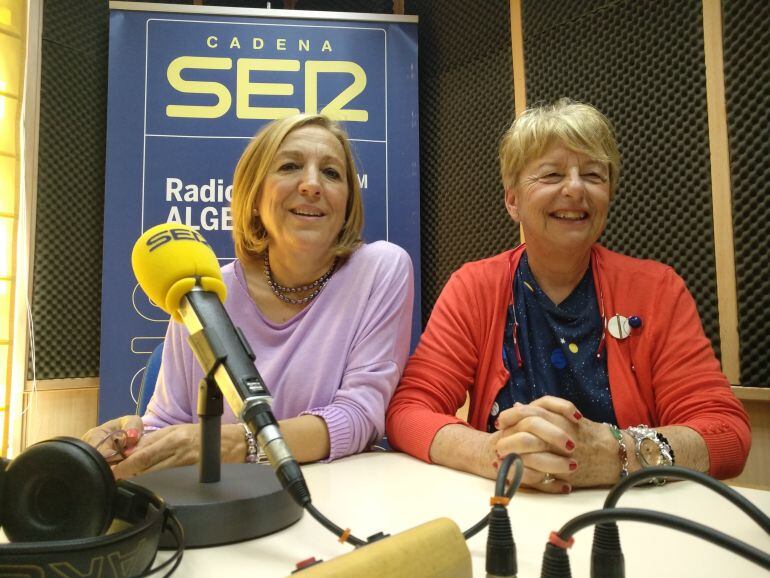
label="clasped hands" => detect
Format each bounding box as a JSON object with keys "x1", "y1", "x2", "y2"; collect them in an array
[{"x1": 487, "y1": 396, "x2": 618, "y2": 493}]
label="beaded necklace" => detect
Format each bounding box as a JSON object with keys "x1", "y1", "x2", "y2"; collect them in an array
[{"x1": 263, "y1": 250, "x2": 337, "y2": 305}]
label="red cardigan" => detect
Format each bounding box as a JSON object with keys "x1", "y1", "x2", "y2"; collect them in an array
[{"x1": 386, "y1": 244, "x2": 751, "y2": 479}]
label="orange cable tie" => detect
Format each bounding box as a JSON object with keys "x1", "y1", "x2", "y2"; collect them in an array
[
  {"x1": 548, "y1": 531, "x2": 575, "y2": 550},
  {"x1": 338, "y1": 528, "x2": 352, "y2": 544}
]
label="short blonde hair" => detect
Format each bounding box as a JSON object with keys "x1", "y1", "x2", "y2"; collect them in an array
[
  {"x1": 231, "y1": 114, "x2": 364, "y2": 263},
  {"x1": 499, "y1": 98, "x2": 620, "y2": 197}
]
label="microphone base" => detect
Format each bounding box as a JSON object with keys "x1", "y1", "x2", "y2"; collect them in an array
[{"x1": 132, "y1": 463, "x2": 303, "y2": 548}]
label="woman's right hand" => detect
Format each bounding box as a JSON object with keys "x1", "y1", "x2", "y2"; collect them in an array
[{"x1": 82, "y1": 415, "x2": 144, "y2": 464}]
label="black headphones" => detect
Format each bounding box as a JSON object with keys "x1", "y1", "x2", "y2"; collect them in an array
[{"x1": 0, "y1": 437, "x2": 183, "y2": 577}]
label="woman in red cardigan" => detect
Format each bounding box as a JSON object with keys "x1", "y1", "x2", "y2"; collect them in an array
[{"x1": 386, "y1": 99, "x2": 750, "y2": 493}]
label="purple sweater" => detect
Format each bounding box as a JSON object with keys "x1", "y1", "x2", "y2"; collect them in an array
[{"x1": 143, "y1": 241, "x2": 414, "y2": 460}]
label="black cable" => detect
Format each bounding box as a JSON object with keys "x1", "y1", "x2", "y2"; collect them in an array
[
  {"x1": 160, "y1": 513, "x2": 186, "y2": 578},
  {"x1": 305, "y1": 502, "x2": 367, "y2": 547},
  {"x1": 139, "y1": 510, "x2": 185, "y2": 577},
  {"x1": 497, "y1": 454, "x2": 524, "y2": 499},
  {"x1": 548, "y1": 508, "x2": 770, "y2": 571},
  {"x1": 603, "y1": 465, "x2": 770, "y2": 533},
  {"x1": 301, "y1": 454, "x2": 526, "y2": 552},
  {"x1": 485, "y1": 454, "x2": 523, "y2": 577},
  {"x1": 463, "y1": 513, "x2": 491, "y2": 541},
  {"x1": 463, "y1": 454, "x2": 524, "y2": 540},
  {"x1": 591, "y1": 466, "x2": 770, "y2": 577}
]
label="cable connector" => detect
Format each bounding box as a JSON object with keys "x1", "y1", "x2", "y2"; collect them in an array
[
  {"x1": 590, "y1": 522, "x2": 624, "y2": 578},
  {"x1": 541, "y1": 542, "x2": 572, "y2": 578},
  {"x1": 485, "y1": 504, "x2": 517, "y2": 578}
]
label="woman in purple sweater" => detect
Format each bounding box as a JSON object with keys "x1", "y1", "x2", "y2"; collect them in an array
[{"x1": 85, "y1": 115, "x2": 414, "y2": 478}]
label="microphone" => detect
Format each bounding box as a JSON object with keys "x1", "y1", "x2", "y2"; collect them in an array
[{"x1": 131, "y1": 223, "x2": 310, "y2": 507}]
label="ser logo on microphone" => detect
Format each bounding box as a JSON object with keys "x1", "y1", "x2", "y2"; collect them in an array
[{"x1": 145, "y1": 227, "x2": 210, "y2": 252}]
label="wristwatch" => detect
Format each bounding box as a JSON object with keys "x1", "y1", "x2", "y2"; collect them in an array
[{"x1": 626, "y1": 425, "x2": 674, "y2": 484}]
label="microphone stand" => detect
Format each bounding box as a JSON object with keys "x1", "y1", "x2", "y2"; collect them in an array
[
  {"x1": 198, "y1": 373, "x2": 222, "y2": 483},
  {"x1": 131, "y1": 370, "x2": 303, "y2": 548}
]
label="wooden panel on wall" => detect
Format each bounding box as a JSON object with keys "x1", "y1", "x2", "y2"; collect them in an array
[
  {"x1": 25, "y1": 377, "x2": 99, "y2": 391},
  {"x1": 729, "y1": 398, "x2": 770, "y2": 490},
  {"x1": 702, "y1": 0, "x2": 739, "y2": 383},
  {"x1": 22, "y1": 387, "x2": 98, "y2": 447}
]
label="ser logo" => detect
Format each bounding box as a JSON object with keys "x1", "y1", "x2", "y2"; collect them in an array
[
  {"x1": 146, "y1": 227, "x2": 210, "y2": 252},
  {"x1": 165, "y1": 57, "x2": 369, "y2": 122}
]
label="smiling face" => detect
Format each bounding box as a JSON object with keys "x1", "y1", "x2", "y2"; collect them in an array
[
  {"x1": 505, "y1": 141, "x2": 610, "y2": 256},
  {"x1": 257, "y1": 125, "x2": 350, "y2": 260}
]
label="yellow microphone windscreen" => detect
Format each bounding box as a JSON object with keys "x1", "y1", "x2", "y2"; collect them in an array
[{"x1": 131, "y1": 223, "x2": 227, "y2": 322}]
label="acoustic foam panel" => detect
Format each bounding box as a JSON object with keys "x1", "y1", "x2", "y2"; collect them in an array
[
  {"x1": 405, "y1": 0, "x2": 517, "y2": 326},
  {"x1": 522, "y1": 0, "x2": 721, "y2": 358},
  {"x1": 723, "y1": 0, "x2": 770, "y2": 386},
  {"x1": 31, "y1": 0, "x2": 108, "y2": 378}
]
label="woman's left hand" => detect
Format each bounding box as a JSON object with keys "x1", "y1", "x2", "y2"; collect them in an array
[
  {"x1": 111, "y1": 423, "x2": 245, "y2": 479},
  {"x1": 495, "y1": 396, "x2": 620, "y2": 492}
]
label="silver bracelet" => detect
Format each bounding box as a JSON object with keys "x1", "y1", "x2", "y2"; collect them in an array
[{"x1": 241, "y1": 423, "x2": 260, "y2": 464}]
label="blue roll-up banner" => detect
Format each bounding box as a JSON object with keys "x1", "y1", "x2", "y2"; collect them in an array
[{"x1": 101, "y1": 2, "x2": 420, "y2": 420}]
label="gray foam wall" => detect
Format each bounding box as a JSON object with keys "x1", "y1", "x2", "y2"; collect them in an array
[
  {"x1": 522, "y1": 0, "x2": 721, "y2": 357},
  {"x1": 723, "y1": 0, "x2": 770, "y2": 385},
  {"x1": 405, "y1": 0, "x2": 517, "y2": 326},
  {"x1": 32, "y1": 0, "x2": 108, "y2": 378},
  {"x1": 32, "y1": 0, "x2": 766, "y2": 385}
]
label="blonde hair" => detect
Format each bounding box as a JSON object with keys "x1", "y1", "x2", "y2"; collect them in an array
[
  {"x1": 499, "y1": 98, "x2": 620, "y2": 198},
  {"x1": 231, "y1": 114, "x2": 364, "y2": 263}
]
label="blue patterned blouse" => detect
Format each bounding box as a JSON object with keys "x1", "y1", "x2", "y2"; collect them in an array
[{"x1": 488, "y1": 252, "x2": 616, "y2": 432}]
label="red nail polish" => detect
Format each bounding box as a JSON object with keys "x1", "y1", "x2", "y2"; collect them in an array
[
  {"x1": 492, "y1": 460, "x2": 499, "y2": 470},
  {"x1": 126, "y1": 428, "x2": 139, "y2": 439},
  {"x1": 573, "y1": 411, "x2": 583, "y2": 420},
  {"x1": 569, "y1": 461, "x2": 578, "y2": 471},
  {"x1": 566, "y1": 440, "x2": 575, "y2": 451},
  {"x1": 561, "y1": 484, "x2": 571, "y2": 494}
]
